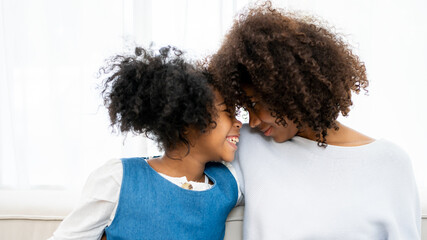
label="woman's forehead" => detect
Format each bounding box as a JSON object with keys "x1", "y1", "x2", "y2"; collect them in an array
[{"x1": 241, "y1": 85, "x2": 257, "y2": 99}]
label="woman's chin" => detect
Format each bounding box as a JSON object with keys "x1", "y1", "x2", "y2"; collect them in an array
[{"x1": 272, "y1": 134, "x2": 293, "y2": 143}]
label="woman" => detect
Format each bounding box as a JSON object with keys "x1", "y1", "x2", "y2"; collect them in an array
[{"x1": 209, "y1": 2, "x2": 421, "y2": 239}]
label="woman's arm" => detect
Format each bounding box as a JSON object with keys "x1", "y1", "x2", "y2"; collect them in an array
[{"x1": 385, "y1": 142, "x2": 421, "y2": 239}]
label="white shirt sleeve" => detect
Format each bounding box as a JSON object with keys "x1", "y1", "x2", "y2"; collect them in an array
[{"x1": 48, "y1": 159, "x2": 123, "y2": 240}]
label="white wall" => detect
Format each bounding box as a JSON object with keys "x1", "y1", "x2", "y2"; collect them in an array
[{"x1": 271, "y1": 0, "x2": 427, "y2": 212}]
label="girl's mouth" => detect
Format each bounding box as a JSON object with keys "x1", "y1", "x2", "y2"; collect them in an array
[{"x1": 226, "y1": 136, "x2": 239, "y2": 149}]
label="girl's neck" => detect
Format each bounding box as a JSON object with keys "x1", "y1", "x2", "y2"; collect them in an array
[{"x1": 147, "y1": 151, "x2": 208, "y2": 182}]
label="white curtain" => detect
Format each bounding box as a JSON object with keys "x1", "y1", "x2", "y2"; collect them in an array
[
  {"x1": 0, "y1": 0, "x2": 248, "y2": 190},
  {"x1": 1, "y1": 0, "x2": 426, "y2": 205},
  {"x1": 0, "y1": 0, "x2": 131, "y2": 189}
]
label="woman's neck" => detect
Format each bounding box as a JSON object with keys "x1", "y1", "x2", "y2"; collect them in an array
[
  {"x1": 147, "y1": 150, "x2": 208, "y2": 182},
  {"x1": 297, "y1": 121, "x2": 374, "y2": 146}
]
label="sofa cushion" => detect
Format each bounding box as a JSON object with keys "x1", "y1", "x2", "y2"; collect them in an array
[
  {"x1": 0, "y1": 190, "x2": 243, "y2": 240},
  {"x1": 0, "y1": 190, "x2": 425, "y2": 240}
]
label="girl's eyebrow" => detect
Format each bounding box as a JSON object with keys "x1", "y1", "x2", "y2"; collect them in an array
[{"x1": 217, "y1": 102, "x2": 226, "y2": 106}]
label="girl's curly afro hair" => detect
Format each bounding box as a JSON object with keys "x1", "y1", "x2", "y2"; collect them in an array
[
  {"x1": 209, "y1": 1, "x2": 369, "y2": 146},
  {"x1": 101, "y1": 46, "x2": 216, "y2": 152}
]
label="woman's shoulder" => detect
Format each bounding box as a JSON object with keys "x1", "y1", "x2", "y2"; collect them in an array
[
  {"x1": 240, "y1": 124, "x2": 253, "y2": 136},
  {"x1": 239, "y1": 124, "x2": 275, "y2": 144},
  {"x1": 372, "y1": 139, "x2": 412, "y2": 163},
  {"x1": 325, "y1": 125, "x2": 411, "y2": 164},
  {"x1": 350, "y1": 138, "x2": 415, "y2": 181}
]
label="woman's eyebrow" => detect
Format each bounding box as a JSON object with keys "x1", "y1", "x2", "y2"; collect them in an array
[
  {"x1": 247, "y1": 96, "x2": 257, "y2": 101},
  {"x1": 217, "y1": 102, "x2": 226, "y2": 106},
  {"x1": 245, "y1": 94, "x2": 255, "y2": 99}
]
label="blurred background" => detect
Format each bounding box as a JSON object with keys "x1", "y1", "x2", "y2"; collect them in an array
[{"x1": 0, "y1": 0, "x2": 426, "y2": 210}]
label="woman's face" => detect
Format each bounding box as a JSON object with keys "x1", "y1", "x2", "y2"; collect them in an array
[{"x1": 242, "y1": 85, "x2": 299, "y2": 143}]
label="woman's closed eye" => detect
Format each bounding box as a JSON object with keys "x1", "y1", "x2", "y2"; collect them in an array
[{"x1": 251, "y1": 101, "x2": 257, "y2": 108}]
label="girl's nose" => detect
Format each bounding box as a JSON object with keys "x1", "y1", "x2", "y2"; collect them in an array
[{"x1": 233, "y1": 118, "x2": 242, "y2": 129}]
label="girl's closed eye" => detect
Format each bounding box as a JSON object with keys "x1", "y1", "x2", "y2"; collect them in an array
[
  {"x1": 219, "y1": 104, "x2": 235, "y2": 118},
  {"x1": 223, "y1": 108, "x2": 234, "y2": 117}
]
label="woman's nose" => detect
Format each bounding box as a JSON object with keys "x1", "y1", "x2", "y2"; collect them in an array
[{"x1": 248, "y1": 110, "x2": 261, "y2": 128}]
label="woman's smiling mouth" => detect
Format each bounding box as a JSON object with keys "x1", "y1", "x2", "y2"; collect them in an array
[{"x1": 263, "y1": 126, "x2": 273, "y2": 136}]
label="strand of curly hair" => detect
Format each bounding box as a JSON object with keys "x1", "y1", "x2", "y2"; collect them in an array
[{"x1": 209, "y1": 1, "x2": 368, "y2": 146}]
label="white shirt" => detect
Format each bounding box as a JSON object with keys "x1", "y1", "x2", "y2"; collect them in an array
[
  {"x1": 234, "y1": 125, "x2": 421, "y2": 240},
  {"x1": 49, "y1": 159, "x2": 242, "y2": 240}
]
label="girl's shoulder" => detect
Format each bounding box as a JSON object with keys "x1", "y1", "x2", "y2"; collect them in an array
[
  {"x1": 82, "y1": 158, "x2": 124, "y2": 201},
  {"x1": 90, "y1": 158, "x2": 123, "y2": 181}
]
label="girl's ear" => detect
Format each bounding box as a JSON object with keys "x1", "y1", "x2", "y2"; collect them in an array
[
  {"x1": 182, "y1": 126, "x2": 200, "y2": 148},
  {"x1": 182, "y1": 127, "x2": 190, "y2": 135},
  {"x1": 183, "y1": 125, "x2": 201, "y2": 136}
]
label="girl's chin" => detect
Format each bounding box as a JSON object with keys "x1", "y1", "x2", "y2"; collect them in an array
[{"x1": 221, "y1": 155, "x2": 235, "y2": 162}]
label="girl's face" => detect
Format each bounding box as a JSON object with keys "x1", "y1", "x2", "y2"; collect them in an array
[
  {"x1": 243, "y1": 85, "x2": 299, "y2": 143},
  {"x1": 192, "y1": 91, "x2": 242, "y2": 162}
]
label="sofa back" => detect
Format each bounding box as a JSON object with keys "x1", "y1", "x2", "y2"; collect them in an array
[
  {"x1": 0, "y1": 190, "x2": 243, "y2": 240},
  {"x1": 0, "y1": 190, "x2": 425, "y2": 240}
]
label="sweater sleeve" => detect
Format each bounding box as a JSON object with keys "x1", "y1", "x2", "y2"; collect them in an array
[
  {"x1": 384, "y1": 142, "x2": 421, "y2": 239},
  {"x1": 48, "y1": 159, "x2": 123, "y2": 240}
]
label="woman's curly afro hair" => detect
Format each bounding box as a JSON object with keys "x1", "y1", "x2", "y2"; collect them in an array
[
  {"x1": 209, "y1": 1, "x2": 369, "y2": 146},
  {"x1": 101, "y1": 46, "x2": 216, "y2": 152}
]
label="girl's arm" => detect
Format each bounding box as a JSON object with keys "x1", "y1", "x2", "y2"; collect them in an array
[{"x1": 48, "y1": 159, "x2": 123, "y2": 240}]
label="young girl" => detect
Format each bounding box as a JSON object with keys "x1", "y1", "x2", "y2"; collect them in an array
[
  {"x1": 209, "y1": 2, "x2": 420, "y2": 239},
  {"x1": 49, "y1": 46, "x2": 242, "y2": 240}
]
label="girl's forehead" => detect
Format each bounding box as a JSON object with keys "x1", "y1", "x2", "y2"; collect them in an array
[{"x1": 213, "y1": 90, "x2": 225, "y2": 105}]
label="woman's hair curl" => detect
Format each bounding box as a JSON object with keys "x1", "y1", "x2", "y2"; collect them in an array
[{"x1": 209, "y1": 1, "x2": 368, "y2": 146}]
